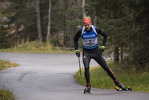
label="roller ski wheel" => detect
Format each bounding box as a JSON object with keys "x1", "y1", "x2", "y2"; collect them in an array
[
  {"x1": 84, "y1": 87, "x2": 91, "y2": 94},
  {"x1": 115, "y1": 86, "x2": 132, "y2": 91}
]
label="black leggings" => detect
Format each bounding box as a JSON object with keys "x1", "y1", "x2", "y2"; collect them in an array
[{"x1": 83, "y1": 47, "x2": 116, "y2": 84}]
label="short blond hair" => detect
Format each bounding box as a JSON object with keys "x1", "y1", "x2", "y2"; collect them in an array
[{"x1": 83, "y1": 16, "x2": 91, "y2": 20}]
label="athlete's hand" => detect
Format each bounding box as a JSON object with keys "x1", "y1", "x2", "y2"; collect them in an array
[
  {"x1": 75, "y1": 50, "x2": 80, "y2": 57},
  {"x1": 100, "y1": 46, "x2": 105, "y2": 53}
]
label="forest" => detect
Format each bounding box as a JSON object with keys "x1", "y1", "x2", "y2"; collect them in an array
[{"x1": 0, "y1": 0, "x2": 149, "y2": 70}]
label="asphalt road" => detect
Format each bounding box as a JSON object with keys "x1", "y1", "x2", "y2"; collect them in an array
[{"x1": 0, "y1": 52, "x2": 149, "y2": 100}]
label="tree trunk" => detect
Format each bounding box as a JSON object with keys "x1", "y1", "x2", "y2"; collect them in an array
[
  {"x1": 82, "y1": 0, "x2": 86, "y2": 19},
  {"x1": 113, "y1": 0, "x2": 119, "y2": 63},
  {"x1": 63, "y1": 14, "x2": 66, "y2": 46},
  {"x1": 46, "y1": 0, "x2": 51, "y2": 42},
  {"x1": 114, "y1": 44, "x2": 119, "y2": 63},
  {"x1": 35, "y1": 0, "x2": 42, "y2": 43},
  {"x1": 120, "y1": 45, "x2": 123, "y2": 61}
]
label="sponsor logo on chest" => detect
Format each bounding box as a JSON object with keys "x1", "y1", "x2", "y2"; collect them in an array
[{"x1": 82, "y1": 34, "x2": 96, "y2": 38}]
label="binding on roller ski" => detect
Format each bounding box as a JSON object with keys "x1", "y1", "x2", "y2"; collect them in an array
[
  {"x1": 114, "y1": 80, "x2": 132, "y2": 91},
  {"x1": 115, "y1": 86, "x2": 132, "y2": 91},
  {"x1": 84, "y1": 83, "x2": 91, "y2": 94}
]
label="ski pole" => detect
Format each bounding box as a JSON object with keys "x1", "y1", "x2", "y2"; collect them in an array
[{"x1": 78, "y1": 56, "x2": 82, "y2": 76}]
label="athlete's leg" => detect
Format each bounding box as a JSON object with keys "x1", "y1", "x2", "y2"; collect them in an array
[
  {"x1": 93, "y1": 48, "x2": 126, "y2": 90},
  {"x1": 93, "y1": 48, "x2": 116, "y2": 81},
  {"x1": 83, "y1": 49, "x2": 91, "y2": 84}
]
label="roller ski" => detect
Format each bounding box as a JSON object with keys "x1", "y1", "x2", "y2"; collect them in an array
[
  {"x1": 84, "y1": 83, "x2": 91, "y2": 94},
  {"x1": 115, "y1": 86, "x2": 132, "y2": 91},
  {"x1": 115, "y1": 80, "x2": 132, "y2": 91}
]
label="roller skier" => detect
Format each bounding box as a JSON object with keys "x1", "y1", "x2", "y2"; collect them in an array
[{"x1": 74, "y1": 16, "x2": 130, "y2": 93}]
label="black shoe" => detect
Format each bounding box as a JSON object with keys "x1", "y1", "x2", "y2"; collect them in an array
[
  {"x1": 86, "y1": 83, "x2": 91, "y2": 92},
  {"x1": 115, "y1": 81, "x2": 126, "y2": 90}
]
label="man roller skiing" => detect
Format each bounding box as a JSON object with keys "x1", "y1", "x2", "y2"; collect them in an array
[{"x1": 74, "y1": 16, "x2": 127, "y2": 93}]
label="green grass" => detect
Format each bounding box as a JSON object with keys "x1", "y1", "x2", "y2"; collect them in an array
[
  {"x1": 0, "y1": 61, "x2": 19, "y2": 100},
  {"x1": 0, "y1": 41, "x2": 74, "y2": 53},
  {"x1": 0, "y1": 90, "x2": 15, "y2": 100},
  {"x1": 0, "y1": 60, "x2": 19, "y2": 71},
  {"x1": 75, "y1": 63, "x2": 149, "y2": 92}
]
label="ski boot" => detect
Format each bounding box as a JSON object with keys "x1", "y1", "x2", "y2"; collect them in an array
[
  {"x1": 115, "y1": 80, "x2": 132, "y2": 91},
  {"x1": 84, "y1": 83, "x2": 91, "y2": 94}
]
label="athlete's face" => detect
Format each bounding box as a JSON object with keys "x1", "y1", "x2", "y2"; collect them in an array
[{"x1": 84, "y1": 23, "x2": 91, "y2": 31}]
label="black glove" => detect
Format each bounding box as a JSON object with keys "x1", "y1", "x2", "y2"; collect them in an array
[{"x1": 75, "y1": 50, "x2": 80, "y2": 57}]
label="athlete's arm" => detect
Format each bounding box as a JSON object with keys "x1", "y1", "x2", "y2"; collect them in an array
[
  {"x1": 96, "y1": 27, "x2": 108, "y2": 46},
  {"x1": 74, "y1": 29, "x2": 82, "y2": 50}
]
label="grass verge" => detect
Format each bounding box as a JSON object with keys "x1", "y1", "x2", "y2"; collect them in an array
[
  {"x1": 0, "y1": 60, "x2": 19, "y2": 71},
  {"x1": 0, "y1": 60, "x2": 19, "y2": 100},
  {"x1": 0, "y1": 90, "x2": 15, "y2": 100},
  {"x1": 75, "y1": 63, "x2": 149, "y2": 92},
  {"x1": 0, "y1": 41, "x2": 74, "y2": 53}
]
